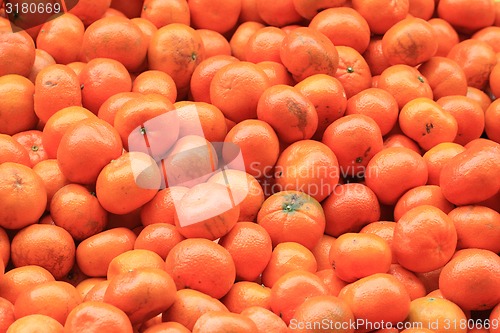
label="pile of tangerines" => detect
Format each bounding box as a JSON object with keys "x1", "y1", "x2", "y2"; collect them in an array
[{"x1": 0, "y1": 0, "x2": 499, "y2": 332}]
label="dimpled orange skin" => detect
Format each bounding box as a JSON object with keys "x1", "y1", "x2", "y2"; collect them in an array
[
  {"x1": 192, "y1": 311, "x2": 258, "y2": 333},
  {"x1": 280, "y1": 27, "x2": 339, "y2": 82},
  {"x1": 240, "y1": 306, "x2": 289, "y2": 333},
  {"x1": 436, "y1": 95, "x2": 485, "y2": 146},
  {"x1": 164, "y1": 238, "x2": 236, "y2": 300},
  {"x1": 11, "y1": 224, "x2": 75, "y2": 280},
  {"x1": 485, "y1": 99, "x2": 500, "y2": 144},
  {"x1": 393, "y1": 205, "x2": 457, "y2": 273},
  {"x1": 440, "y1": 144, "x2": 500, "y2": 206},
  {"x1": 437, "y1": 0, "x2": 495, "y2": 33},
  {"x1": 209, "y1": 61, "x2": 271, "y2": 123},
  {"x1": 270, "y1": 270, "x2": 329, "y2": 325},
  {"x1": 274, "y1": 140, "x2": 339, "y2": 202},
  {"x1": 81, "y1": 16, "x2": 148, "y2": 72},
  {"x1": 329, "y1": 232, "x2": 392, "y2": 283},
  {"x1": 405, "y1": 296, "x2": 468, "y2": 333},
  {"x1": 338, "y1": 273, "x2": 411, "y2": 329},
  {"x1": 322, "y1": 183, "x2": 381, "y2": 238},
  {"x1": 393, "y1": 185, "x2": 454, "y2": 221},
  {"x1": 382, "y1": 17, "x2": 438, "y2": 67},
  {"x1": 0, "y1": 75, "x2": 37, "y2": 136},
  {"x1": 365, "y1": 147, "x2": 428, "y2": 206},
  {"x1": 261, "y1": 242, "x2": 318, "y2": 288},
  {"x1": 34, "y1": 64, "x2": 82, "y2": 124},
  {"x1": 0, "y1": 135, "x2": 31, "y2": 170},
  {"x1": 352, "y1": 0, "x2": 409, "y2": 35},
  {"x1": 439, "y1": 248, "x2": 500, "y2": 311},
  {"x1": 378, "y1": 64, "x2": 433, "y2": 109},
  {"x1": 56, "y1": 118, "x2": 124, "y2": 185},
  {"x1": 0, "y1": 162, "x2": 47, "y2": 230},
  {"x1": 417, "y1": 57, "x2": 468, "y2": 100},
  {"x1": 398, "y1": 98, "x2": 458, "y2": 151},
  {"x1": 422, "y1": 142, "x2": 466, "y2": 186},
  {"x1": 447, "y1": 40, "x2": 496, "y2": 90},
  {"x1": 95, "y1": 152, "x2": 161, "y2": 215},
  {"x1": 0, "y1": 26, "x2": 36, "y2": 77},
  {"x1": 256, "y1": 85, "x2": 319, "y2": 144},
  {"x1": 322, "y1": 114, "x2": 384, "y2": 179},
  {"x1": 103, "y1": 268, "x2": 177, "y2": 324},
  {"x1": 50, "y1": 184, "x2": 107, "y2": 241},
  {"x1": 161, "y1": 289, "x2": 229, "y2": 331},
  {"x1": 294, "y1": 74, "x2": 348, "y2": 139},
  {"x1": 257, "y1": 191, "x2": 326, "y2": 251},
  {"x1": 148, "y1": 23, "x2": 205, "y2": 98},
  {"x1": 173, "y1": 182, "x2": 240, "y2": 240},
  {"x1": 449, "y1": 205, "x2": 500, "y2": 253},
  {"x1": 291, "y1": 295, "x2": 355, "y2": 333},
  {"x1": 218, "y1": 222, "x2": 272, "y2": 282}
]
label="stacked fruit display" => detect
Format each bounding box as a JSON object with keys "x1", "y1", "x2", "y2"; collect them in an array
[{"x1": 0, "y1": 0, "x2": 499, "y2": 332}]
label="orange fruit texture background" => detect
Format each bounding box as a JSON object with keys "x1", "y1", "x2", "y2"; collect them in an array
[{"x1": 0, "y1": 0, "x2": 499, "y2": 332}]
